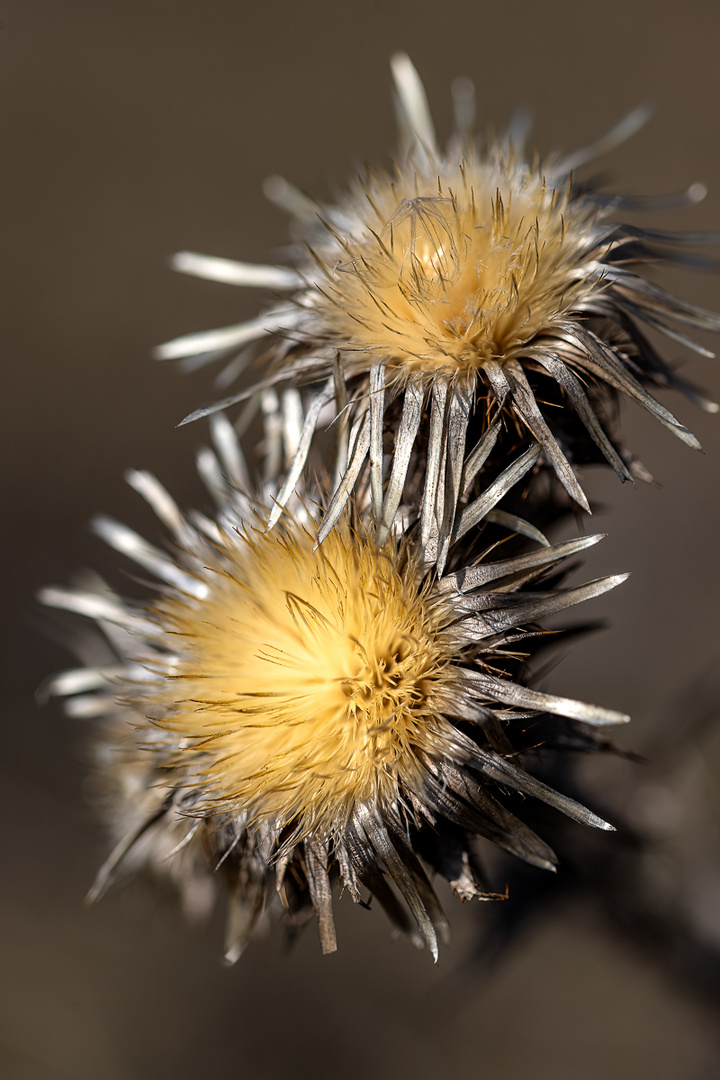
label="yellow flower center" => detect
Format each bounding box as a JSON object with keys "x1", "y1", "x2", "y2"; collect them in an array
[
  {"x1": 320, "y1": 163, "x2": 601, "y2": 375},
  {"x1": 146, "y1": 522, "x2": 453, "y2": 837}
]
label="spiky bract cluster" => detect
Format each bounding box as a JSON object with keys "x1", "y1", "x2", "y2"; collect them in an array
[
  {"x1": 43, "y1": 413, "x2": 629, "y2": 960},
  {"x1": 161, "y1": 53, "x2": 718, "y2": 549}
]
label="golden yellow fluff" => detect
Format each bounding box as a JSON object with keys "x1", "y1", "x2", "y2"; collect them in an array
[
  {"x1": 148, "y1": 520, "x2": 459, "y2": 839},
  {"x1": 314, "y1": 167, "x2": 597, "y2": 380}
]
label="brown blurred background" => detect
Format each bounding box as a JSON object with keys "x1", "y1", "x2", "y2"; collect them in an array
[{"x1": 3, "y1": 2, "x2": 720, "y2": 1078}]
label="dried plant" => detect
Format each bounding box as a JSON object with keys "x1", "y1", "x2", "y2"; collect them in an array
[{"x1": 43, "y1": 55, "x2": 718, "y2": 964}]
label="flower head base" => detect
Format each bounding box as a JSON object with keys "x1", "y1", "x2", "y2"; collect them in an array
[
  {"x1": 161, "y1": 55, "x2": 719, "y2": 561},
  {"x1": 43, "y1": 418, "x2": 629, "y2": 962}
]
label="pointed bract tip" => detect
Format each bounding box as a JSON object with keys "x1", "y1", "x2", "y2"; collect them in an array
[
  {"x1": 688, "y1": 182, "x2": 708, "y2": 204},
  {"x1": 37, "y1": 586, "x2": 61, "y2": 608},
  {"x1": 586, "y1": 810, "x2": 616, "y2": 831},
  {"x1": 178, "y1": 404, "x2": 215, "y2": 427},
  {"x1": 169, "y1": 251, "x2": 189, "y2": 271},
  {"x1": 630, "y1": 101, "x2": 654, "y2": 128},
  {"x1": 390, "y1": 50, "x2": 413, "y2": 75}
]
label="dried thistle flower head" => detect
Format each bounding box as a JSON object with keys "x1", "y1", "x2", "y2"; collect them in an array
[
  {"x1": 43, "y1": 416, "x2": 629, "y2": 961},
  {"x1": 149, "y1": 520, "x2": 459, "y2": 835},
  {"x1": 158, "y1": 54, "x2": 719, "y2": 556},
  {"x1": 319, "y1": 183, "x2": 592, "y2": 374}
]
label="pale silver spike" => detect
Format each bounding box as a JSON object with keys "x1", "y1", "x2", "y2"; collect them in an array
[
  {"x1": 463, "y1": 573, "x2": 631, "y2": 639},
  {"x1": 43, "y1": 666, "x2": 125, "y2": 697},
  {"x1": 505, "y1": 105, "x2": 534, "y2": 154},
  {"x1": 437, "y1": 388, "x2": 471, "y2": 575},
  {"x1": 550, "y1": 104, "x2": 652, "y2": 178},
  {"x1": 450, "y1": 76, "x2": 476, "y2": 136},
  {"x1": 223, "y1": 885, "x2": 266, "y2": 966},
  {"x1": 605, "y1": 266, "x2": 720, "y2": 332},
  {"x1": 468, "y1": 742, "x2": 615, "y2": 830},
  {"x1": 171, "y1": 251, "x2": 302, "y2": 289},
  {"x1": 506, "y1": 361, "x2": 591, "y2": 512},
  {"x1": 162, "y1": 820, "x2": 202, "y2": 863},
  {"x1": 262, "y1": 174, "x2": 319, "y2": 219},
  {"x1": 125, "y1": 469, "x2": 194, "y2": 545},
  {"x1": 179, "y1": 367, "x2": 297, "y2": 427},
  {"x1": 531, "y1": 351, "x2": 632, "y2": 482},
  {"x1": 570, "y1": 325, "x2": 704, "y2": 448},
  {"x1": 484, "y1": 358, "x2": 511, "y2": 408},
  {"x1": 484, "y1": 509, "x2": 550, "y2": 547},
  {"x1": 357, "y1": 805, "x2": 442, "y2": 962},
  {"x1": 261, "y1": 388, "x2": 283, "y2": 486},
  {"x1": 39, "y1": 587, "x2": 160, "y2": 637},
  {"x1": 441, "y1": 533, "x2": 606, "y2": 593},
  {"x1": 154, "y1": 307, "x2": 297, "y2": 361},
  {"x1": 332, "y1": 355, "x2": 351, "y2": 494},
  {"x1": 369, "y1": 363, "x2": 386, "y2": 520},
  {"x1": 464, "y1": 669, "x2": 630, "y2": 726},
  {"x1": 196, "y1": 447, "x2": 228, "y2": 507},
  {"x1": 87, "y1": 806, "x2": 170, "y2": 905},
  {"x1": 63, "y1": 695, "x2": 117, "y2": 718},
  {"x1": 377, "y1": 381, "x2": 424, "y2": 547},
  {"x1": 455, "y1": 444, "x2": 541, "y2": 541},
  {"x1": 616, "y1": 294, "x2": 716, "y2": 361},
  {"x1": 601, "y1": 182, "x2": 706, "y2": 212},
  {"x1": 210, "y1": 413, "x2": 250, "y2": 490},
  {"x1": 390, "y1": 52, "x2": 438, "y2": 158},
  {"x1": 316, "y1": 412, "x2": 371, "y2": 546},
  {"x1": 420, "y1": 379, "x2": 448, "y2": 559},
  {"x1": 266, "y1": 380, "x2": 334, "y2": 531},
  {"x1": 304, "y1": 840, "x2": 338, "y2": 955},
  {"x1": 188, "y1": 510, "x2": 223, "y2": 544},
  {"x1": 214, "y1": 347, "x2": 254, "y2": 390},
  {"x1": 91, "y1": 516, "x2": 206, "y2": 598},
  {"x1": 461, "y1": 422, "x2": 501, "y2": 493}
]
